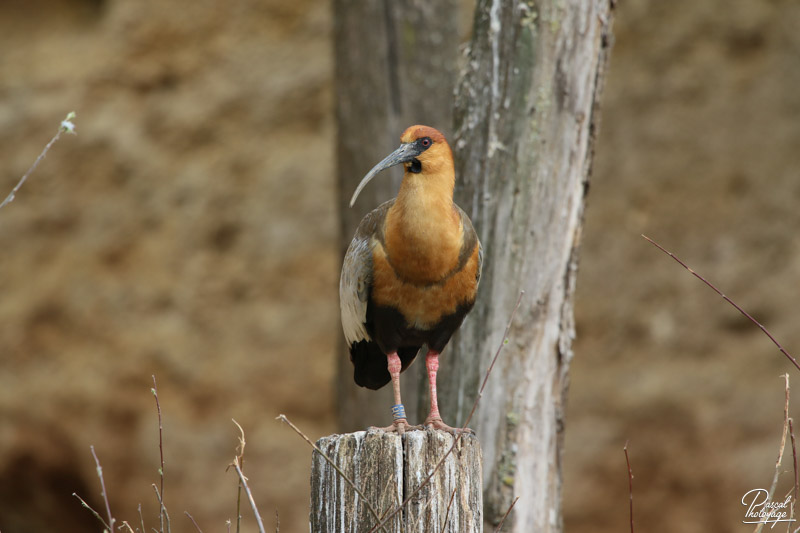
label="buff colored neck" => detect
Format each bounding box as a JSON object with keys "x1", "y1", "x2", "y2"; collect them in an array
[{"x1": 384, "y1": 163, "x2": 462, "y2": 285}]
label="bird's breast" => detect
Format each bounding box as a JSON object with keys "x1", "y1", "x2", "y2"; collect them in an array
[{"x1": 370, "y1": 241, "x2": 480, "y2": 330}]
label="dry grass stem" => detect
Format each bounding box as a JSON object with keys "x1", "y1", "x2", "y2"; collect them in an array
[
  {"x1": 232, "y1": 419, "x2": 246, "y2": 533},
  {"x1": 276, "y1": 414, "x2": 388, "y2": 532},
  {"x1": 789, "y1": 418, "x2": 798, "y2": 529},
  {"x1": 232, "y1": 459, "x2": 266, "y2": 533},
  {"x1": 0, "y1": 111, "x2": 76, "y2": 210},
  {"x1": 185, "y1": 511, "x2": 204, "y2": 533},
  {"x1": 74, "y1": 445, "x2": 116, "y2": 531},
  {"x1": 755, "y1": 374, "x2": 790, "y2": 533},
  {"x1": 151, "y1": 485, "x2": 171, "y2": 533},
  {"x1": 642, "y1": 235, "x2": 800, "y2": 373},
  {"x1": 151, "y1": 376, "x2": 169, "y2": 533},
  {"x1": 92, "y1": 445, "x2": 116, "y2": 531},
  {"x1": 72, "y1": 493, "x2": 110, "y2": 531},
  {"x1": 228, "y1": 421, "x2": 266, "y2": 533},
  {"x1": 493, "y1": 496, "x2": 520, "y2": 532},
  {"x1": 624, "y1": 441, "x2": 634, "y2": 533},
  {"x1": 442, "y1": 488, "x2": 457, "y2": 528}
]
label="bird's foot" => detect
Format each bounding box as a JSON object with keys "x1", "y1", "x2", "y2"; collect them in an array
[
  {"x1": 424, "y1": 416, "x2": 473, "y2": 435},
  {"x1": 370, "y1": 418, "x2": 420, "y2": 435}
]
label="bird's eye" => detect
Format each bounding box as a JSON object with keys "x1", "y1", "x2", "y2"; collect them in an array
[{"x1": 421, "y1": 138, "x2": 431, "y2": 147}]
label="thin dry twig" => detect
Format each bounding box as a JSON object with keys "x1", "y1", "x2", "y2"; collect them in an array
[
  {"x1": 93, "y1": 446, "x2": 116, "y2": 531},
  {"x1": 232, "y1": 459, "x2": 266, "y2": 533},
  {"x1": 642, "y1": 235, "x2": 800, "y2": 373},
  {"x1": 74, "y1": 445, "x2": 116, "y2": 531},
  {"x1": 624, "y1": 441, "x2": 634, "y2": 533},
  {"x1": 72, "y1": 492, "x2": 110, "y2": 531},
  {"x1": 493, "y1": 496, "x2": 520, "y2": 532},
  {"x1": 368, "y1": 291, "x2": 525, "y2": 533},
  {"x1": 184, "y1": 511, "x2": 204, "y2": 533},
  {"x1": 789, "y1": 418, "x2": 798, "y2": 530},
  {"x1": 0, "y1": 112, "x2": 76, "y2": 210},
  {"x1": 232, "y1": 419, "x2": 246, "y2": 533},
  {"x1": 228, "y1": 421, "x2": 266, "y2": 533},
  {"x1": 151, "y1": 376, "x2": 169, "y2": 533},
  {"x1": 275, "y1": 414, "x2": 388, "y2": 532},
  {"x1": 139, "y1": 503, "x2": 146, "y2": 533},
  {"x1": 120, "y1": 521, "x2": 137, "y2": 533},
  {"x1": 151, "y1": 485, "x2": 171, "y2": 533},
  {"x1": 274, "y1": 509, "x2": 280, "y2": 533},
  {"x1": 441, "y1": 488, "x2": 458, "y2": 530},
  {"x1": 755, "y1": 374, "x2": 791, "y2": 533}
]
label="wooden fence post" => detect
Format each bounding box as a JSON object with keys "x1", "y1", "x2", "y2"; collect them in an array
[{"x1": 310, "y1": 430, "x2": 482, "y2": 532}]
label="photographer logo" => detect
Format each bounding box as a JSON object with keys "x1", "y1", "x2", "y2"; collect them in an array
[{"x1": 742, "y1": 488, "x2": 795, "y2": 528}]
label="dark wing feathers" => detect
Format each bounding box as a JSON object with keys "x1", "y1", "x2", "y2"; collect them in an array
[{"x1": 339, "y1": 200, "x2": 394, "y2": 347}]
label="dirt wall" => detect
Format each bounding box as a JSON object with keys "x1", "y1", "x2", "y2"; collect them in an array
[{"x1": 0, "y1": 0, "x2": 798, "y2": 532}]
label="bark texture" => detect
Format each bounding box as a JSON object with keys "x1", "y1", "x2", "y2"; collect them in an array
[
  {"x1": 441, "y1": 1, "x2": 615, "y2": 531},
  {"x1": 334, "y1": 0, "x2": 462, "y2": 431},
  {"x1": 310, "y1": 431, "x2": 482, "y2": 532}
]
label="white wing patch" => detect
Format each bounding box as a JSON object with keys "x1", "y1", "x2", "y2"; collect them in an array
[{"x1": 339, "y1": 235, "x2": 372, "y2": 346}]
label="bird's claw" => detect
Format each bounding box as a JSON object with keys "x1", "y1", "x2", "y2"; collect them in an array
[
  {"x1": 424, "y1": 416, "x2": 473, "y2": 435},
  {"x1": 370, "y1": 418, "x2": 421, "y2": 435}
]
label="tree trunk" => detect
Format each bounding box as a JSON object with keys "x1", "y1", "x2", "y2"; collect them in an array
[
  {"x1": 334, "y1": 0, "x2": 462, "y2": 432},
  {"x1": 441, "y1": 1, "x2": 615, "y2": 531}
]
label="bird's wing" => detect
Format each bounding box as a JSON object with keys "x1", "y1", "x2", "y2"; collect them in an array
[
  {"x1": 339, "y1": 200, "x2": 394, "y2": 346},
  {"x1": 456, "y1": 204, "x2": 482, "y2": 286}
]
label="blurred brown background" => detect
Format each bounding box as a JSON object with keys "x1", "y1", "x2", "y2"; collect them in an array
[{"x1": 1, "y1": 0, "x2": 798, "y2": 532}]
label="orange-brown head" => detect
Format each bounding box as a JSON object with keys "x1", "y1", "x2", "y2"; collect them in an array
[{"x1": 349, "y1": 125, "x2": 455, "y2": 207}]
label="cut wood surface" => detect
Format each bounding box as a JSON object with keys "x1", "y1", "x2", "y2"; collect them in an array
[{"x1": 310, "y1": 430, "x2": 482, "y2": 532}]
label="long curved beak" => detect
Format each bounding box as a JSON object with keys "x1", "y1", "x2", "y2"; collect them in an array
[{"x1": 349, "y1": 143, "x2": 423, "y2": 207}]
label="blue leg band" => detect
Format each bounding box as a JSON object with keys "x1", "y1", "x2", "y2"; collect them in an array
[{"x1": 391, "y1": 404, "x2": 406, "y2": 420}]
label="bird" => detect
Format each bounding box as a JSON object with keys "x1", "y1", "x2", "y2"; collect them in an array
[{"x1": 339, "y1": 125, "x2": 482, "y2": 434}]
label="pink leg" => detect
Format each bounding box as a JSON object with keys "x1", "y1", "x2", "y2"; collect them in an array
[
  {"x1": 426, "y1": 351, "x2": 442, "y2": 421},
  {"x1": 374, "y1": 352, "x2": 414, "y2": 434},
  {"x1": 424, "y1": 351, "x2": 471, "y2": 434}
]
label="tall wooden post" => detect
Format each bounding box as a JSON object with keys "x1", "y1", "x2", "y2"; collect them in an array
[{"x1": 310, "y1": 431, "x2": 482, "y2": 532}]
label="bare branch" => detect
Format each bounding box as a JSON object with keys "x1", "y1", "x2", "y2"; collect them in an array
[
  {"x1": 789, "y1": 418, "x2": 798, "y2": 529},
  {"x1": 442, "y1": 488, "x2": 457, "y2": 528},
  {"x1": 0, "y1": 112, "x2": 76, "y2": 210},
  {"x1": 232, "y1": 459, "x2": 265, "y2": 533},
  {"x1": 138, "y1": 503, "x2": 146, "y2": 533},
  {"x1": 151, "y1": 376, "x2": 169, "y2": 533},
  {"x1": 624, "y1": 441, "x2": 634, "y2": 533},
  {"x1": 227, "y1": 421, "x2": 266, "y2": 533},
  {"x1": 755, "y1": 375, "x2": 790, "y2": 533},
  {"x1": 642, "y1": 235, "x2": 800, "y2": 372},
  {"x1": 151, "y1": 485, "x2": 171, "y2": 533},
  {"x1": 276, "y1": 414, "x2": 387, "y2": 531},
  {"x1": 493, "y1": 497, "x2": 520, "y2": 532},
  {"x1": 184, "y1": 512, "x2": 204, "y2": 533},
  {"x1": 92, "y1": 445, "x2": 116, "y2": 532},
  {"x1": 73, "y1": 492, "x2": 111, "y2": 531},
  {"x1": 231, "y1": 419, "x2": 245, "y2": 533}
]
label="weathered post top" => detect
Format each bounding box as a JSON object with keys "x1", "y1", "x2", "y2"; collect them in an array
[{"x1": 310, "y1": 429, "x2": 482, "y2": 532}]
